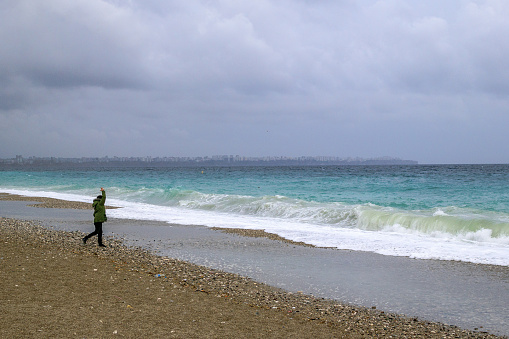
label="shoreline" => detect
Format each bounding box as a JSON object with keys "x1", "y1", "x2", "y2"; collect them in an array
[
  {"x1": 2, "y1": 193, "x2": 507, "y2": 270},
  {"x1": 0, "y1": 193, "x2": 316, "y2": 248},
  {"x1": 0, "y1": 193, "x2": 505, "y2": 338}
]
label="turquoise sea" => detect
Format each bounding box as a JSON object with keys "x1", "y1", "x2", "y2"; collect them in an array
[{"x1": 1, "y1": 164, "x2": 508, "y2": 266}]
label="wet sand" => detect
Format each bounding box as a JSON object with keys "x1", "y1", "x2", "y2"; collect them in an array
[{"x1": 0, "y1": 193, "x2": 506, "y2": 338}]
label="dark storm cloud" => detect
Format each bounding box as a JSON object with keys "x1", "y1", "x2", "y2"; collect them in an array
[
  {"x1": 1, "y1": 0, "x2": 509, "y2": 163},
  {"x1": 0, "y1": 0, "x2": 150, "y2": 90}
]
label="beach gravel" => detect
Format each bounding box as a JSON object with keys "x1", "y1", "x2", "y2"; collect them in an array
[{"x1": 0, "y1": 193, "x2": 118, "y2": 210}]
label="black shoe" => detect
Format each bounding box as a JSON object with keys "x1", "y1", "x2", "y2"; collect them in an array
[
  {"x1": 82, "y1": 237, "x2": 87, "y2": 244},
  {"x1": 99, "y1": 243, "x2": 106, "y2": 247}
]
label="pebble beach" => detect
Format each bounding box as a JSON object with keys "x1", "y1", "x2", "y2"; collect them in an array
[{"x1": 0, "y1": 194, "x2": 506, "y2": 338}]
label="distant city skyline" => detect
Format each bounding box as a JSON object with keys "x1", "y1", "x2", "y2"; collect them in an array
[{"x1": 2, "y1": 154, "x2": 418, "y2": 166}]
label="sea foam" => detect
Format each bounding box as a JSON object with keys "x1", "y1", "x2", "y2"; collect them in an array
[{"x1": 2, "y1": 182, "x2": 509, "y2": 266}]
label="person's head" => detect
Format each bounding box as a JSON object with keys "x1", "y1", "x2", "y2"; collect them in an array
[{"x1": 96, "y1": 195, "x2": 102, "y2": 199}]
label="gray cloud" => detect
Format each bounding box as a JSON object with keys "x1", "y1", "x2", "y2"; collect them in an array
[{"x1": 1, "y1": 0, "x2": 509, "y2": 163}]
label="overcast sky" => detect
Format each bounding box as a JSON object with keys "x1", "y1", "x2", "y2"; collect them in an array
[{"x1": 1, "y1": 0, "x2": 508, "y2": 164}]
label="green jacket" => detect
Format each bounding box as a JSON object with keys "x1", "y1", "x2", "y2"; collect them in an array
[{"x1": 93, "y1": 190, "x2": 107, "y2": 223}]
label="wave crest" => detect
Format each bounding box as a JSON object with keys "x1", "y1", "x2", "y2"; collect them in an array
[
  {"x1": 139, "y1": 188, "x2": 509, "y2": 243},
  {"x1": 356, "y1": 207, "x2": 509, "y2": 241}
]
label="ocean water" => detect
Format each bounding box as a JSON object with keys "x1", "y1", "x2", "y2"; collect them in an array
[{"x1": 1, "y1": 164, "x2": 509, "y2": 266}]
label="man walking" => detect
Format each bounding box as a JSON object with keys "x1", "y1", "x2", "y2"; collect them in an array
[{"x1": 83, "y1": 188, "x2": 107, "y2": 247}]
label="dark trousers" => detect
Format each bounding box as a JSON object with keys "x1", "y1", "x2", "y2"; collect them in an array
[{"x1": 85, "y1": 222, "x2": 103, "y2": 245}]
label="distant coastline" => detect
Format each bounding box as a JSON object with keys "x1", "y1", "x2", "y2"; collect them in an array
[{"x1": 0, "y1": 155, "x2": 418, "y2": 168}]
